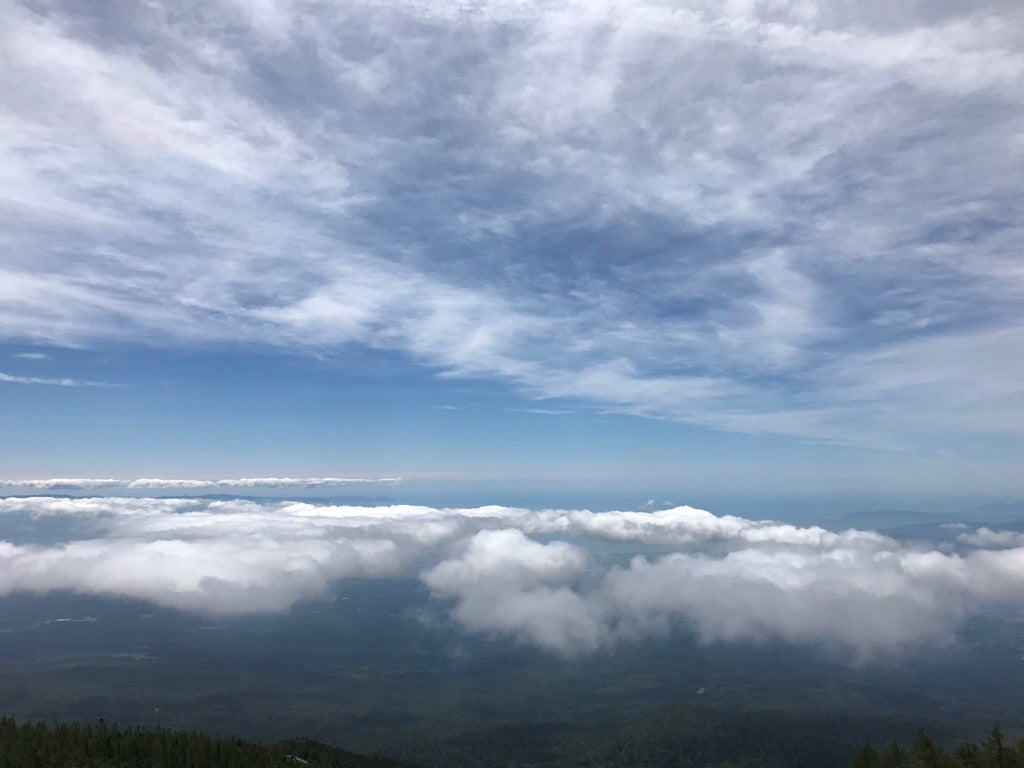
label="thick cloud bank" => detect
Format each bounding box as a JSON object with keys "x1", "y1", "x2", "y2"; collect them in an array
[{"x1": 1, "y1": 496, "x2": 1022, "y2": 659}]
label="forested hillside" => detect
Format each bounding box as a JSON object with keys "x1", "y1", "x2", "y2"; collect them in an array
[
  {"x1": 4, "y1": 715, "x2": 1022, "y2": 768},
  {"x1": 0, "y1": 718, "x2": 409, "y2": 768},
  {"x1": 847, "y1": 728, "x2": 1024, "y2": 768}
]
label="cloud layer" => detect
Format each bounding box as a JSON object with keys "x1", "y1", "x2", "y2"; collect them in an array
[
  {"x1": 2, "y1": 495, "x2": 1022, "y2": 659},
  {"x1": 1, "y1": 0, "x2": 1022, "y2": 446},
  {"x1": 0, "y1": 477, "x2": 402, "y2": 491},
  {"x1": 0, "y1": 372, "x2": 116, "y2": 387}
]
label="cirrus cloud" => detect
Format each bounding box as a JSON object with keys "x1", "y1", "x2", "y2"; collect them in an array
[{"x1": 0, "y1": 0, "x2": 1021, "y2": 448}]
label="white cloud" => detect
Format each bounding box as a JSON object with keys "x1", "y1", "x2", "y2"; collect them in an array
[
  {"x1": 0, "y1": 536, "x2": 397, "y2": 615},
  {"x1": 0, "y1": 0, "x2": 1021, "y2": 448},
  {"x1": 600, "y1": 549, "x2": 961, "y2": 658},
  {"x1": 0, "y1": 372, "x2": 116, "y2": 387},
  {"x1": 0, "y1": 478, "x2": 122, "y2": 490},
  {"x1": 424, "y1": 529, "x2": 589, "y2": 588},
  {"x1": 422, "y1": 529, "x2": 604, "y2": 653},
  {"x1": 125, "y1": 477, "x2": 403, "y2": 489},
  {"x1": 1, "y1": 496, "x2": 1023, "y2": 659},
  {"x1": 0, "y1": 477, "x2": 402, "y2": 491},
  {"x1": 958, "y1": 527, "x2": 1024, "y2": 549}
]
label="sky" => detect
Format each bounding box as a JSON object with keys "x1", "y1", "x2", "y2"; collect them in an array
[{"x1": 2, "y1": 0, "x2": 1024, "y2": 510}]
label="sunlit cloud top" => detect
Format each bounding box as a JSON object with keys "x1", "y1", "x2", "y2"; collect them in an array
[{"x1": 2, "y1": 495, "x2": 1023, "y2": 660}]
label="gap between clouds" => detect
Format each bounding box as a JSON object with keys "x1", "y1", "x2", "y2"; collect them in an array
[{"x1": 1, "y1": 495, "x2": 1022, "y2": 661}]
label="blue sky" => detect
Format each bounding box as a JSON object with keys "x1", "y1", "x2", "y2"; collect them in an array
[{"x1": 1, "y1": 0, "x2": 1023, "y2": 513}]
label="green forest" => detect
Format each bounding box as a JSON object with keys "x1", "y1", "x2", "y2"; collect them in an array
[
  {"x1": 0, "y1": 718, "x2": 409, "y2": 768},
  {"x1": 2, "y1": 716, "x2": 1023, "y2": 768},
  {"x1": 846, "y1": 728, "x2": 1024, "y2": 768}
]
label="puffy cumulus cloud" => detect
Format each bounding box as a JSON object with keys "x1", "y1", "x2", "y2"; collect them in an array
[
  {"x1": 1, "y1": 496, "x2": 1023, "y2": 658},
  {"x1": 421, "y1": 521, "x2": 1024, "y2": 658},
  {"x1": 0, "y1": 477, "x2": 401, "y2": 491},
  {"x1": 413, "y1": 519, "x2": 957, "y2": 658},
  {"x1": 600, "y1": 550, "x2": 961, "y2": 659},
  {"x1": 958, "y1": 527, "x2": 1024, "y2": 549},
  {"x1": 0, "y1": 537, "x2": 397, "y2": 614},
  {"x1": 0, "y1": 496, "x2": 409, "y2": 613},
  {"x1": 422, "y1": 530, "x2": 603, "y2": 653},
  {"x1": 424, "y1": 529, "x2": 588, "y2": 587}
]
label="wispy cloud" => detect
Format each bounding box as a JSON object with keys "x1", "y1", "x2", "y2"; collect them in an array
[
  {"x1": 0, "y1": 372, "x2": 116, "y2": 387},
  {"x1": 0, "y1": 477, "x2": 402, "y2": 491},
  {"x1": 0, "y1": 479, "x2": 121, "y2": 490},
  {"x1": 1, "y1": 495, "x2": 1022, "y2": 659},
  {"x1": 13, "y1": 352, "x2": 48, "y2": 360},
  {"x1": 512, "y1": 408, "x2": 577, "y2": 416},
  {"x1": 0, "y1": 1, "x2": 1021, "y2": 446}
]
